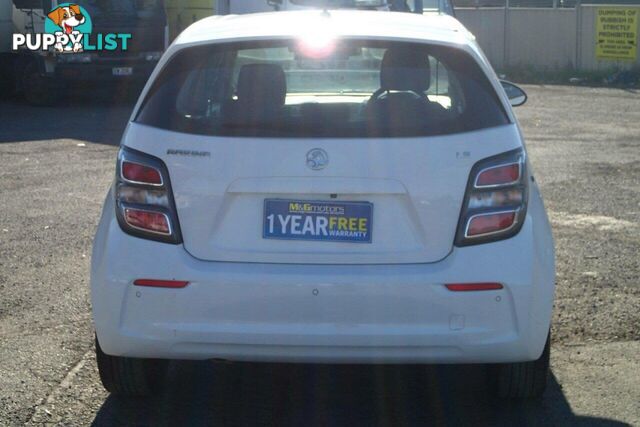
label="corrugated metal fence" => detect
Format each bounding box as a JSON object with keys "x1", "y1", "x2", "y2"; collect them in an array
[
  {"x1": 456, "y1": 3, "x2": 640, "y2": 71},
  {"x1": 456, "y1": 0, "x2": 640, "y2": 7}
]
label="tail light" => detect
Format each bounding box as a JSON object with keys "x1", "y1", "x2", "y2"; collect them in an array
[
  {"x1": 455, "y1": 148, "x2": 528, "y2": 246},
  {"x1": 115, "y1": 147, "x2": 182, "y2": 244},
  {"x1": 121, "y1": 162, "x2": 163, "y2": 185}
]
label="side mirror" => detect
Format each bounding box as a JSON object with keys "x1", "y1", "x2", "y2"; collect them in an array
[{"x1": 500, "y1": 80, "x2": 527, "y2": 107}]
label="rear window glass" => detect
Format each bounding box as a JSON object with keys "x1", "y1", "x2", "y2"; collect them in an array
[{"x1": 136, "y1": 40, "x2": 509, "y2": 138}]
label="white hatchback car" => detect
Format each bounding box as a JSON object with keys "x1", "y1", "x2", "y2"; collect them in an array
[{"x1": 91, "y1": 10, "x2": 555, "y2": 399}]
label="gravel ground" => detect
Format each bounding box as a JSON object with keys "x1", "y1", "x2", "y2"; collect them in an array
[{"x1": 0, "y1": 85, "x2": 638, "y2": 426}]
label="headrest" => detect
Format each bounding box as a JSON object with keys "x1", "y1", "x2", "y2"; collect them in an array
[
  {"x1": 237, "y1": 63, "x2": 286, "y2": 108},
  {"x1": 380, "y1": 47, "x2": 430, "y2": 92}
]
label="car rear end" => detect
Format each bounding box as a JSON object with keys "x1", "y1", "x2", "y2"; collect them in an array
[{"x1": 91, "y1": 14, "x2": 554, "y2": 368}]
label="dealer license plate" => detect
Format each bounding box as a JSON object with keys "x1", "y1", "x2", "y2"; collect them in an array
[
  {"x1": 263, "y1": 199, "x2": 373, "y2": 243},
  {"x1": 112, "y1": 67, "x2": 133, "y2": 76}
]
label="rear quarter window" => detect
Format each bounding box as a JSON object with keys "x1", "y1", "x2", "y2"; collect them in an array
[{"x1": 135, "y1": 40, "x2": 509, "y2": 138}]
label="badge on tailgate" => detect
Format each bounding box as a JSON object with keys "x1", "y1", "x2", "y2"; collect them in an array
[{"x1": 263, "y1": 199, "x2": 373, "y2": 243}]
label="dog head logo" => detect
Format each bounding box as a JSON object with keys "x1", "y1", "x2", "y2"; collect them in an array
[
  {"x1": 44, "y1": 3, "x2": 92, "y2": 52},
  {"x1": 47, "y1": 4, "x2": 85, "y2": 34}
]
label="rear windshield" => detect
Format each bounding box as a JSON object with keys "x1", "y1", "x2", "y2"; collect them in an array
[{"x1": 135, "y1": 40, "x2": 509, "y2": 138}]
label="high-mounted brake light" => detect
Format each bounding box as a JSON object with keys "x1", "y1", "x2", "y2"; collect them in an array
[
  {"x1": 115, "y1": 147, "x2": 182, "y2": 244},
  {"x1": 456, "y1": 148, "x2": 527, "y2": 246}
]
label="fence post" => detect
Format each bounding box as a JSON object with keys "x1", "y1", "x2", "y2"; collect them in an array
[
  {"x1": 503, "y1": 0, "x2": 510, "y2": 70},
  {"x1": 575, "y1": 0, "x2": 582, "y2": 71}
]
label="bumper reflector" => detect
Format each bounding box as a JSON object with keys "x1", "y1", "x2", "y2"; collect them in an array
[
  {"x1": 133, "y1": 279, "x2": 189, "y2": 288},
  {"x1": 445, "y1": 282, "x2": 503, "y2": 292}
]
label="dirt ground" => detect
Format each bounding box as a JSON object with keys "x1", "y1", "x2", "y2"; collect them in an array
[{"x1": 0, "y1": 85, "x2": 638, "y2": 426}]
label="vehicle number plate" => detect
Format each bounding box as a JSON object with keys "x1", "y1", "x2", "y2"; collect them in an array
[
  {"x1": 263, "y1": 199, "x2": 373, "y2": 243},
  {"x1": 112, "y1": 67, "x2": 133, "y2": 76}
]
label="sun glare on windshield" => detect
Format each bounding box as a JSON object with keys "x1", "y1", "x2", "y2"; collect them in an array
[{"x1": 296, "y1": 32, "x2": 337, "y2": 58}]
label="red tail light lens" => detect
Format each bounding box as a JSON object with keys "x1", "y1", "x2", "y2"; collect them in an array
[
  {"x1": 475, "y1": 163, "x2": 520, "y2": 187},
  {"x1": 456, "y1": 148, "x2": 527, "y2": 246},
  {"x1": 466, "y1": 211, "x2": 516, "y2": 237},
  {"x1": 446, "y1": 282, "x2": 503, "y2": 291},
  {"x1": 124, "y1": 208, "x2": 171, "y2": 235},
  {"x1": 122, "y1": 161, "x2": 163, "y2": 185}
]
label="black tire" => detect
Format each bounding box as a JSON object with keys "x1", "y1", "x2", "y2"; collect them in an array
[
  {"x1": 489, "y1": 332, "x2": 550, "y2": 399},
  {"x1": 95, "y1": 336, "x2": 168, "y2": 396},
  {"x1": 22, "y1": 60, "x2": 57, "y2": 106}
]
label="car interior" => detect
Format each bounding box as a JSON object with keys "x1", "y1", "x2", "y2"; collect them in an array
[
  {"x1": 137, "y1": 42, "x2": 509, "y2": 137},
  {"x1": 217, "y1": 46, "x2": 453, "y2": 134}
]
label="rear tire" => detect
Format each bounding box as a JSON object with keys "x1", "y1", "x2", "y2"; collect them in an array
[
  {"x1": 95, "y1": 336, "x2": 168, "y2": 396},
  {"x1": 489, "y1": 332, "x2": 550, "y2": 399}
]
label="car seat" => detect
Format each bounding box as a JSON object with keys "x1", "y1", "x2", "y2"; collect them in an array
[
  {"x1": 367, "y1": 47, "x2": 446, "y2": 130},
  {"x1": 222, "y1": 63, "x2": 287, "y2": 127}
]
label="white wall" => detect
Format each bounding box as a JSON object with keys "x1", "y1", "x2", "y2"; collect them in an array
[{"x1": 457, "y1": 8, "x2": 506, "y2": 69}]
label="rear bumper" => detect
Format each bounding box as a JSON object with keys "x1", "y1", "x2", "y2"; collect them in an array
[{"x1": 91, "y1": 187, "x2": 555, "y2": 364}]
